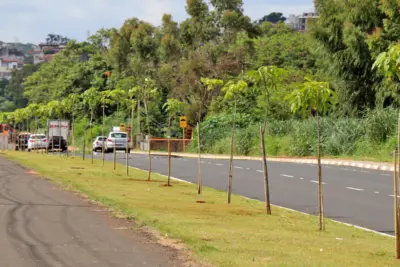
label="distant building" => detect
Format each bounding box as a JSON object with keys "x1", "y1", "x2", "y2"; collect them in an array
[
  {"x1": 288, "y1": 12, "x2": 319, "y2": 31},
  {"x1": 0, "y1": 43, "x2": 24, "y2": 75},
  {"x1": 33, "y1": 43, "x2": 66, "y2": 64}
]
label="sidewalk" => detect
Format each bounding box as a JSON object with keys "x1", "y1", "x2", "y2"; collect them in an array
[{"x1": 132, "y1": 150, "x2": 395, "y2": 172}]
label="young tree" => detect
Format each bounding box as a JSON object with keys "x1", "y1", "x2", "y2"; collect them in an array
[
  {"x1": 199, "y1": 78, "x2": 224, "y2": 194},
  {"x1": 373, "y1": 44, "x2": 400, "y2": 256},
  {"x1": 220, "y1": 79, "x2": 248, "y2": 204},
  {"x1": 47, "y1": 100, "x2": 63, "y2": 155},
  {"x1": 286, "y1": 77, "x2": 337, "y2": 231},
  {"x1": 63, "y1": 93, "x2": 81, "y2": 158},
  {"x1": 133, "y1": 78, "x2": 159, "y2": 181},
  {"x1": 247, "y1": 66, "x2": 287, "y2": 215},
  {"x1": 100, "y1": 90, "x2": 112, "y2": 166},
  {"x1": 163, "y1": 98, "x2": 185, "y2": 186},
  {"x1": 82, "y1": 87, "x2": 100, "y2": 164}
]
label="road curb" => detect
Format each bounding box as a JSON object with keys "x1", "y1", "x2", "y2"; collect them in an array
[{"x1": 131, "y1": 151, "x2": 394, "y2": 172}]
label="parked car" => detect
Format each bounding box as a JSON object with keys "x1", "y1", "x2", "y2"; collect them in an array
[
  {"x1": 48, "y1": 136, "x2": 67, "y2": 152},
  {"x1": 15, "y1": 132, "x2": 31, "y2": 151},
  {"x1": 105, "y1": 132, "x2": 131, "y2": 153},
  {"x1": 27, "y1": 134, "x2": 47, "y2": 151},
  {"x1": 92, "y1": 136, "x2": 106, "y2": 152}
]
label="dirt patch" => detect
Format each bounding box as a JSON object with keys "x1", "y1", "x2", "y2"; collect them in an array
[
  {"x1": 26, "y1": 170, "x2": 39, "y2": 176},
  {"x1": 125, "y1": 178, "x2": 166, "y2": 183}
]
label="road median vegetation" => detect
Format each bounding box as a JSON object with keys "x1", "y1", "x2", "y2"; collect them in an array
[{"x1": 3, "y1": 151, "x2": 399, "y2": 267}]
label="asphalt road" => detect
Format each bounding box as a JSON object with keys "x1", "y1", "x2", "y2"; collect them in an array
[
  {"x1": 94, "y1": 151, "x2": 395, "y2": 236},
  {"x1": 0, "y1": 156, "x2": 183, "y2": 267}
]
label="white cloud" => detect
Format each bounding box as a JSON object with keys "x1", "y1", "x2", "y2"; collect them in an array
[{"x1": 0, "y1": 0, "x2": 313, "y2": 43}]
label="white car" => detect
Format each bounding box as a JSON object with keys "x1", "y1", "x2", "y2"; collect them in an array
[
  {"x1": 92, "y1": 136, "x2": 106, "y2": 152},
  {"x1": 27, "y1": 134, "x2": 47, "y2": 151},
  {"x1": 105, "y1": 132, "x2": 131, "y2": 153}
]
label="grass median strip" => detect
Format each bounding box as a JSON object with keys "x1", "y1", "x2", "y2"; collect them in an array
[{"x1": 3, "y1": 151, "x2": 399, "y2": 267}]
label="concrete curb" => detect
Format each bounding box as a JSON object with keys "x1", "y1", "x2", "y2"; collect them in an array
[{"x1": 131, "y1": 151, "x2": 394, "y2": 172}]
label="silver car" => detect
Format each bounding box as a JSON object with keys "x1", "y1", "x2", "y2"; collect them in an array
[
  {"x1": 27, "y1": 134, "x2": 47, "y2": 151},
  {"x1": 92, "y1": 136, "x2": 106, "y2": 152},
  {"x1": 105, "y1": 132, "x2": 131, "y2": 153}
]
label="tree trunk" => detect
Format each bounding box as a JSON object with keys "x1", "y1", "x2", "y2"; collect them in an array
[
  {"x1": 167, "y1": 116, "x2": 172, "y2": 186},
  {"x1": 126, "y1": 132, "x2": 129, "y2": 176},
  {"x1": 197, "y1": 122, "x2": 202, "y2": 195},
  {"x1": 113, "y1": 138, "x2": 116, "y2": 170},
  {"x1": 131, "y1": 104, "x2": 135, "y2": 149},
  {"x1": 227, "y1": 104, "x2": 237, "y2": 204},
  {"x1": 59, "y1": 119, "x2": 62, "y2": 156},
  {"x1": 102, "y1": 103, "x2": 105, "y2": 166},
  {"x1": 90, "y1": 113, "x2": 93, "y2": 164},
  {"x1": 137, "y1": 100, "x2": 141, "y2": 150},
  {"x1": 126, "y1": 110, "x2": 132, "y2": 177},
  {"x1": 317, "y1": 110, "x2": 325, "y2": 231},
  {"x1": 144, "y1": 100, "x2": 151, "y2": 181},
  {"x1": 82, "y1": 118, "x2": 87, "y2": 161},
  {"x1": 71, "y1": 107, "x2": 74, "y2": 157},
  {"x1": 394, "y1": 149, "x2": 400, "y2": 259},
  {"x1": 260, "y1": 124, "x2": 272, "y2": 214}
]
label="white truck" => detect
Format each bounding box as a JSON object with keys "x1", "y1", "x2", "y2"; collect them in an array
[{"x1": 47, "y1": 120, "x2": 70, "y2": 151}]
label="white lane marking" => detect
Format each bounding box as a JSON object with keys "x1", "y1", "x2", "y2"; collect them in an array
[
  {"x1": 216, "y1": 163, "x2": 224, "y2": 166},
  {"x1": 389, "y1": 195, "x2": 400, "y2": 198},
  {"x1": 360, "y1": 170, "x2": 370, "y2": 173},
  {"x1": 340, "y1": 168, "x2": 349, "y2": 171},
  {"x1": 382, "y1": 174, "x2": 390, "y2": 177},
  {"x1": 200, "y1": 161, "x2": 206, "y2": 164},
  {"x1": 325, "y1": 166, "x2": 332, "y2": 169},
  {"x1": 246, "y1": 168, "x2": 251, "y2": 170},
  {"x1": 374, "y1": 191, "x2": 380, "y2": 194},
  {"x1": 281, "y1": 174, "x2": 294, "y2": 178},
  {"x1": 234, "y1": 166, "x2": 244, "y2": 169},
  {"x1": 310, "y1": 180, "x2": 327, "y2": 185},
  {"x1": 346, "y1": 187, "x2": 364, "y2": 192},
  {"x1": 257, "y1": 170, "x2": 264, "y2": 173},
  {"x1": 300, "y1": 177, "x2": 305, "y2": 180},
  {"x1": 182, "y1": 159, "x2": 189, "y2": 161}
]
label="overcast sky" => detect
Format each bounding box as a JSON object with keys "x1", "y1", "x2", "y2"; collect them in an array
[{"x1": 0, "y1": 0, "x2": 314, "y2": 44}]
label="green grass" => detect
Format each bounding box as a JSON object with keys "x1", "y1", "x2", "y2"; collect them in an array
[{"x1": 4, "y1": 151, "x2": 400, "y2": 267}]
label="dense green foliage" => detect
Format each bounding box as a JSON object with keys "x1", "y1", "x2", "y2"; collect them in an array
[{"x1": 1, "y1": 0, "x2": 400, "y2": 160}]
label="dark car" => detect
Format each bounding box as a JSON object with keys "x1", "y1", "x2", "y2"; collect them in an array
[
  {"x1": 48, "y1": 136, "x2": 67, "y2": 152},
  {"x1": 15, "y1": 133, "x2": 30, "y2": 151}
]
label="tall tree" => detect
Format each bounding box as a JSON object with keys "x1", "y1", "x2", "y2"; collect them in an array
[{"x1": 258, "y1": 12, "x2": 287, "y2": 24}]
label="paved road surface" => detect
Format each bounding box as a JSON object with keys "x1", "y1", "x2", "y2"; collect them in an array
[
  {"x1": 94, "y1": 152, "x2": 394, "y2": 236},
  {"x1": 0, "y1": 156, "x2": 183, "y2": 267}
]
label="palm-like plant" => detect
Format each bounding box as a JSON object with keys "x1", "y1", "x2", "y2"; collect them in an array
[
  {"x1": 286, "y1": 77, "x2": 337, "y2": 231},
  {"x1": 132, "y1": 78, "x2": 159, "y2": 181},
  {"x1": 82, "y1": 87, "x2": 100, "y2": 164},
  {"x1": 247, "y1": 66, "x2": 287, "y2": 215},
  {"x1": 163, "y1": 98, "x2": 185, "y2": 186}
]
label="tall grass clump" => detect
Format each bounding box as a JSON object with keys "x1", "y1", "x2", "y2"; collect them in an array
[{"x1": 197, "y1": 108, "x2": 398, "y2": 161}]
